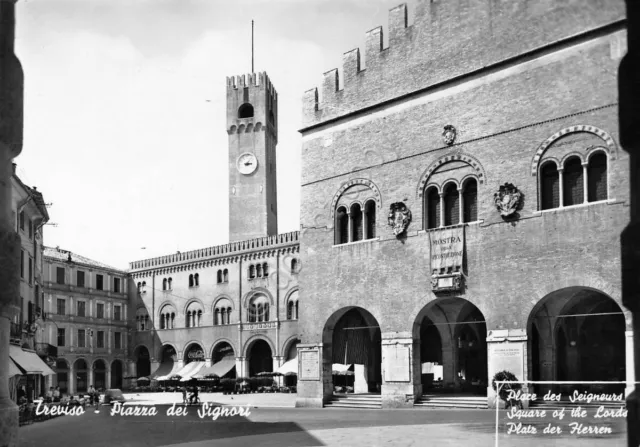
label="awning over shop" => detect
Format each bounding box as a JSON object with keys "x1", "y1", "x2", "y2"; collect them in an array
[
  {"x1": 196, "y1": 358, "x2": 236, "y2": 378},
  {"x1": 153, "y1": 360, "x2": 183, "y2": 381},
  {"x1": 178, "y1": 361, "x2": 206, "y2": 382},
  {"x1": 9, "y1": 359, "x2": 22, "y2": 377},
  {"x1": 10, "y1": 345, "x2": 55, "y2": 376},
  {"x1": 276, "y1": 358, "x2": 298, "y2": 375},
  {"x1": 331, "y1": 363, "x2": 352, "y2": 374}
]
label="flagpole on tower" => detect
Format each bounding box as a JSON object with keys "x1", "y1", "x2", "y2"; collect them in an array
[{"x1": 251, "y1": 20, "x2": 254, "y2": 73}]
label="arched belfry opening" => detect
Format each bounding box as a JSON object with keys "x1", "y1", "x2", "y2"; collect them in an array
[
  {"x1": 415, "y1": 298, "x2": 487, "y2": 396},
  {"x1": 324, "y1": 307, "x2": 382, "y2": 394},
  {"x1": 238, "y1": 103, "x2": 254, "y2": 118},
  {"x1": 528, "y1": 287, "x2": 626, "y2": 396}
]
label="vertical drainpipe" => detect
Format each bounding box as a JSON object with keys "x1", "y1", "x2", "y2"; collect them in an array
[{"x1": 238, "y1": 257, "x2": 243, "y2": 376}]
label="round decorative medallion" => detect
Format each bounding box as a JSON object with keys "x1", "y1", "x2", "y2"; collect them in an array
[
  {"x1": 494, "y1": 183, "x2": 522, "y2": 217},
  {"x1": 237, "y1": 153, "x2": 258, "y2": 175}
]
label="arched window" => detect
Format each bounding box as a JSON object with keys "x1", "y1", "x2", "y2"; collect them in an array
[
  {"x1": 197, "y1": 310, "x2": 202, "y2": 327},
  {"x1": 194, "y1": 273, "x2": 199, "y2": 286},
  {"x1": 286, "y1": 291, "x2": 299, "y2": 320},
  {"x1": 335, "y1": 207, "x2": 348, "y2": 245},
  {"x1": 215, "y1": 308, "x2": 220, "y2": 325},
  {"x1": 350, "y1": 203, "x2": 363, "y2": 242},
  {"x1": 263, "y1": 263, "x2": 268, "y2": 277},
  {"x1": 136, "y1": 308, "x2": 149, "y2": 331},
  {"x1": 160, "y1": 306, "x2": 176, "y2": 330},
  {"x1": 137, "y1": 282, "x2": 141, "y2": 293},
  {"x1": 256, "y1": 264, "x2": 262, "y2": 277},
  {"x1": 217, "y1": 270, "x2": 222, "y2": 284},
  {"x1": 364, "y1": 200, "x2": 376, "y2": 239},
  {"x1": 443, "y1": 183, "x2": 459, "y2": 226},
  {"x1": 563, "y1": 157, "x2": 584, "y2": 206},
  {"x1": 425, "y1": 187, "x2": 440, "y2": 229},
  {"x1": 291, "y1": 259, "x2": 298, "y2": 273},
  {"x1": 249, "y1": 265, "x2": 255, "y2": 279},
  {"x1": 588, "y1": 152, "x2": 607, "y2": 202},
  {"x1": 162, "y1": 278, "x2": 167, "y2": 291},
  {"x1": 186, "y1": 311, "x2": 192, "y2": 328},
  {"x1": 168, "y1": 278, "x2": 172, "y2": 289},
  {"x1": 540, "y1": 161, "x2": 560, "y2": 210},
  {"x1": 462, "y1": 179, "x2": 478, "y2": 223},
  {"x1": 189, "y1": 274, "x2": 194, "y2": 287},
  {"x1": 215, "y1": 299, "x2": 232, "y2": 325},
  {"x1": 248, "y1": 295, "x2": 269, "y2": 323},
  {"x1": 223, "y1": 269, "x2": 229, "y2": 283},
  {"x1": 238, "y1": 103, "x2": 254, "y2": 118}
]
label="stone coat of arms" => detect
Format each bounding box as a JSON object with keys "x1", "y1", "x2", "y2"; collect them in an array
[
  {"x1": 442, "y1": 125, "x2": 457, "y2": 145},
  {"x1": 494, "y1": 183, "x2": 522, "y2": 217},
  {"x1": 388, "y1": 202, "x2": 412, "y2": 236}
]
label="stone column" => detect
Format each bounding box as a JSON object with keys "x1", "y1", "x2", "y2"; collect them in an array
[
  {"x1": 234, "y1": 356, "x2": 248, "y2": 378},
  {"x1": 0, "y1": 1, "x2": 24, "y2": 444},
  {"x1": 380, "y1": 333, "x2": 414, "y2": 408},
  {"x1": 295, "y1": 343, "x2": 325, "y2": 408},
  {"x1": 105, "y1": 368, "x2": 111, "y2": 390},
  {"x1": 486, "y1": 329, "x2": 528, "y2": 409},
  {"x1": 272, "y1": 355, "x2": 283, "y2": 372},
  {"x1": 558, "y1": 168, "x2": 565, "y2": 207},
  {"x1": 68, "y1": 363, "x2": 75, "y2": 396},
  {"x1": 582, "y1": 162, "x2": 589, "y2": 204}
]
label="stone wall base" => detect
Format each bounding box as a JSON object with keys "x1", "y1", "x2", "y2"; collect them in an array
[
  {"x1": 0, "y1": 399, "x2": 18, "y2": 447},
  {"x1": 382, "y1": 394, "x2": 414, "y2": 408},
  {"x1": 295, "y1": 397, "x2": 324, "y2": 408}
]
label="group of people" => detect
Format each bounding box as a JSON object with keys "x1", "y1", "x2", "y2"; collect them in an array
[
  {"x1": 181, "y1": 385, "x2": 199, "y2": 405},
  {"x1": 43, "y1": 387, "x2": 62, "y2": 403}
]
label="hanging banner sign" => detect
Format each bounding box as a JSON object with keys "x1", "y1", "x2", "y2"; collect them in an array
[{"x1": 429, "y1": 227, "x2": 464, "y2": 271}]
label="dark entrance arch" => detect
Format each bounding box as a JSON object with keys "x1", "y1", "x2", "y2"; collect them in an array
[
  {"x1": 93, "y1": 360, "x2": 107, "y2": 390},
  {"x1": 111, "y1": 360, "x2": 123, "y2": 389},
  {"x1": 414, "y1": 298, "x2": 487, "y2": 395},
  {"x1": 248, "y1": 339, "x2": 273, "y2": 377},
  {"x1": 74, "y1": 359, "x2": 88, "y2": 393},
  {"x1": 135, "y1": 346, "x2": 151, "y2": 377},
  {"x1": 323, "y1": 307, "x2": 382, "y2": 394},
  {"x1": 528, "y1": 287, "x2": 626, "y2": 395}
]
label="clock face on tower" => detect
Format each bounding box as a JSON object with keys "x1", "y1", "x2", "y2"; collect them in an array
[{"x1": 237, "y1": 152, "x2": 258, "y2": 175}]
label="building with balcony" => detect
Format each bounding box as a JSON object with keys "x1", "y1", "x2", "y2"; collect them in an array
[
  {"x1": 42, "y1": 247, "x2": 130, "y2": 394},
  {"x1": 9, "y1": 163, "x2": 54, "y2": 401}
]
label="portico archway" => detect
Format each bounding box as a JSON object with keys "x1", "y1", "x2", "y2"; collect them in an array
[
  {"x1": 74, "y1": 359, "x2": 88, "y2": 393},
  {"x1": 93, "y1": 359, "x2": 107, "y2": 390},
  {"x1": 247, "y1": 339, "x2": 273, "y2": 377},
  {"x1": 414, "y1": 297, "x2": 487, "y2": 395},
  {"x1": 323, "y1": 307, "x2": 382, "y2": 394},
  {"x1": 134, "y1": 345, "x2": 151, "y2": 377},
  {"x1": 111, "y1": 360, "x2": 123, "y2": 389},
  {"x1": 528, "y1": 287, "x2": 626, "y2": 395}
]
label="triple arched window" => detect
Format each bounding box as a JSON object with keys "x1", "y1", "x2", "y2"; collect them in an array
[
  {"x1": 162, "y1": 277, "x2": 173, "y2": 291},
  {"x1": 248, "y1": 263, "x2": 269, "y2": 280},
  {"x1": 424, "y1": 178, "x2": 478, "y2": 229},
  {"x1": 185, "y1": 302, "x2": 203, "y2": 328},
  {"x1": 136, "y1": 308, "x2": 150, "y2": 331},
  {"x1": 159, "y1": 306, "x2": 175, "y2": 330},
  {"x1": 247, "y1": 295, "x2": 270, "y2": 323},
  {"x1": 335, "y1": 200, "x2": 376, "y2": 245},
  {"x1": 188, "y1": 273, "x2": 200, "y2": 288},
  {"x1": 539, "y1": 152, "x2": 608, "y2": 210},
  {"x1": 291, "y1": 258, "x2": 299, "y2": 274},
  {"x1": 216, "y1": 269, "x2": 229, "y2": 284},
  {"x1": 214, "y1": 299, "x2": 233, "y2": 325}
]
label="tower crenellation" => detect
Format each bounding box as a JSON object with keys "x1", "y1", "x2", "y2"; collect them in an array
[{"x1": 300, "y1": 0, "x2": 625, "y2": 129}]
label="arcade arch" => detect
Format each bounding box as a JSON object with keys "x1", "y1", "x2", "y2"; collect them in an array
[
  {"x1": 323, "y1": 307, "x2": 381, "y2": 394},
  {"x1": 413, "y1": 298, "x2": 487, "y2": 395},
  {"x1": 528, "y1": 287, "x2": 626, "y2": 395}
]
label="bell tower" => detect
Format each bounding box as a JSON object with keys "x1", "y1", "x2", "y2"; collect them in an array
[{"x1": 226, "y1": 72, "x2": 278, "y2": 242}]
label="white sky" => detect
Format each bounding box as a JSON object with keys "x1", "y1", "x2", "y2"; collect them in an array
[{"x1": 14, "y1": 0, "x2": 419, "y2": 270}]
